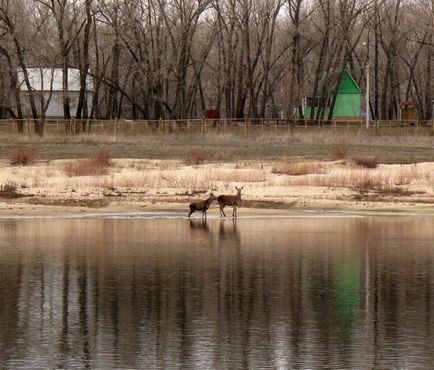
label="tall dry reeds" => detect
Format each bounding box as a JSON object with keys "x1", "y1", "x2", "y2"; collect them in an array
[
  {"x1": 287, "y1": 171, "x2": 391, "y2": 190},
  {"x1": 330, "y1": 141, "x2": 352, "y2": 160},
  {"x1": 64, "y1": 149, "x2": 112, "y2": 176},
  {"x1": 8, "y1": 146, "x2": 39, "y2": 165},
  {"x1": 272, "y1": 161, "x2": 325, "y2": 176}
]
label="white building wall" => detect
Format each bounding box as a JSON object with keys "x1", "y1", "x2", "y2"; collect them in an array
[{"x1": 20, "y1": 91, "x2": 93, "y2": 118}]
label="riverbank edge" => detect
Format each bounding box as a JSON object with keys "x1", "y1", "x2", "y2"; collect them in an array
[{"x1": 1, "y1": 200, "x2": 434, "y2": 219}]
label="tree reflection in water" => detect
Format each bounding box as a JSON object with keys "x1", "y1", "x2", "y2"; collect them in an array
[{"x1": 0, "y1": 216, "x2": 433, "y2": 368}]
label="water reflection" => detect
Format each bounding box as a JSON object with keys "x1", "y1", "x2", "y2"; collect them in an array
[{"x1": 0, "y1": 217, "x2": 433, "y2": 368}]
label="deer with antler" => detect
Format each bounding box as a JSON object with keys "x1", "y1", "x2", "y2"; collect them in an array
[
  {"x1": 217, "y1": 186, "x2": 244, "y2": 217},
  {"x1": 188, "y1": 193, "x2": 217, "y2": 218}
]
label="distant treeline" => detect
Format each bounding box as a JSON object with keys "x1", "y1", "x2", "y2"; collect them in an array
[{"x1": 0, "y1": 0, "x2": 433, "y2": 128}]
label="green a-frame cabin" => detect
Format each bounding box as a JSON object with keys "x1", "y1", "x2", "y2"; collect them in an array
[{"x1": 302, "y1": 69, "x2": 361, "y2": 119}]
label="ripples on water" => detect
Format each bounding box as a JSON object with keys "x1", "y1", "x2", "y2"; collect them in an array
[{"x1": 0, "y1": 216, "x2": 433, "y2": 368}]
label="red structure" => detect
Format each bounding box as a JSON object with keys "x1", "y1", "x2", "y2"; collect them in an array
[{"x1": 204, "y1": 109, "x2": 220, "y2": 119}]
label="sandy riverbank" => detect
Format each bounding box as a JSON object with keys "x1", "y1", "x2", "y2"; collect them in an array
[{"x1": 0, "y1": 158, "x2": 433, "y2": 217}]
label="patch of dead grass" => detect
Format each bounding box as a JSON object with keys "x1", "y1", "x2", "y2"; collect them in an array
[
  {"x1": 64, "y1": 149, "x2": 112, "y2": 176},
  {"x1": 186, "y1": 147, "x2": 208, "y2": 165},
  {"x1": 272, "y1": 161, "x2": 325, "y2": 176},
  {"x1": 330, "y1": 142, "x2": 352, "y2": 160},
  {"x1": 353, "y1": 155, "x2": 380, "y2": 168},
  {"x1": 9, "y1": 146, "x2": 39, "y2": 166}
]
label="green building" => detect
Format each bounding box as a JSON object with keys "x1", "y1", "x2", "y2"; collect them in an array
[{"x1": 302, "y1": 69, "x2": 361, "y2": 119}]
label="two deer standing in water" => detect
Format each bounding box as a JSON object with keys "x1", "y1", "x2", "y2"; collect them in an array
[{"x1": 188, "y1": 186, "x2": 244, "y2": 218}]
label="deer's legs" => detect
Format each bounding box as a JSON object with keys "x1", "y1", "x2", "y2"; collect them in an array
[
  {"x1": 188, "y1": 205, "x2": 195, "y2": 218},
  {"x1": 219, "y1": 203, "x2": 226, "y2": 217}
]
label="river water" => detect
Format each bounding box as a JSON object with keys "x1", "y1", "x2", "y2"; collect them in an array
[{"x1": 0, "y1": 214, "x2": 433, "y2": 368}]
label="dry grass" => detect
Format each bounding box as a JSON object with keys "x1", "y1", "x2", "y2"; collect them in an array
[
  {"x1": 92, "y1": 148, "x2": 112, "y2": 167},
  {"x1": 1, "y1": 128, "x2": 433, "y2": 164},
  {"x1": 269, "y1": 165, "x2": 433, "y2": 191},
  {"x1": 1, "y1": 158, "x2": 432, "y2": 208},
  {"x1": 186, "y1": 147, "x2": 208, "y2": 165},
  {"x1": 8, "y1": 146, "x2": 39, "y2": 165},
  {"x1": 330, "y1": 142, "x2": 351, "y2": 160},
  {"x1": 206, "y1": 169, "x2": 266, "y2": 183},
  {"x1": 64, "y1": 149, "x2": 112, "y2": 176},
  {"x1": 281, "y1": 171, "x2": 390, "y2": 190},
  {"x1": 394, "y1": 167, "x2": 415, "y2": 186},
  {"x1": 353, "y1": 155, "x2": 380, "y2": 168},
  {"x1": 0, "y1": 181, "x2": 22, "y2": 198},
  {"x1": 0, "y1": 181, "x2": 17, "y2": 193},
  {"x1": 272, "y1": 161, "x2": 325, "y2": 176},
  {"x1": 210, "y1": 150, "x2": 235, "y2": 161}
]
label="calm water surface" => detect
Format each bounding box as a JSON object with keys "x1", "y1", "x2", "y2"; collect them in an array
[{"x1": 0, "y1": 215, "x2": 433, "y2": 369}]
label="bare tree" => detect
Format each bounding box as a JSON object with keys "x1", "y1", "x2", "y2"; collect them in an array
[
  {"x1": 0, "y1": 0, "x2": 39, "y2": 130},
  {"x1": 35, "y1": 0, "x2": 86, "y2": 120},
  {"x1": 74, "y1": 0, "x2": 94, "y2": 122}
]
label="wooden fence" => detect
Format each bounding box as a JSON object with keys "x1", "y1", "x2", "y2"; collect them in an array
[{"x1": 0, "y1": 117, "x2": 433, "y2": 135}]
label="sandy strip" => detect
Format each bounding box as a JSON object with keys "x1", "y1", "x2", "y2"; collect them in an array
[{"x1": 1, "y1": 159, "x2": 433, "y2": 217}]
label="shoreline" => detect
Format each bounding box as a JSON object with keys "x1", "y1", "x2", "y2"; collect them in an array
[{"x1": 1, "y1": 200, "x2": 434, "y2": 219}]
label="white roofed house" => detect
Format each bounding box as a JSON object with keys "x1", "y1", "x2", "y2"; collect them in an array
[{"x1": 17, "y1": 68, "x2": 93, "y2": 119}]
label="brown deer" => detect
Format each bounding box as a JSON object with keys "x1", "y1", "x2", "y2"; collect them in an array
[
  {"x1": 188, "y1": 193, "x2": 217, "y2": 218},
  {"x1": 217, "y1": 186, "x2": 243, "y2": 217}
]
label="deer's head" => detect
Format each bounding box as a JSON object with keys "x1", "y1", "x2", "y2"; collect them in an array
[{"x1": 235, "y1": 186, "x2": 244, "y2": 195}]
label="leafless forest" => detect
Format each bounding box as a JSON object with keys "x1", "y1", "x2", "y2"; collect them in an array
[{"x1": 0, "y1": 0, "x2": 433, "y2": 125}]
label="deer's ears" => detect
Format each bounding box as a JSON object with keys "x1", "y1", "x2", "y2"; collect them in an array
[{"x1": 235, "y1": 186, "x2": 244, "y2": 191}]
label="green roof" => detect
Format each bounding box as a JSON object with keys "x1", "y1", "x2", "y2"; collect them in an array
[{"x1": 337, "y1": 69, "x2": 361, "y2": 94}]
